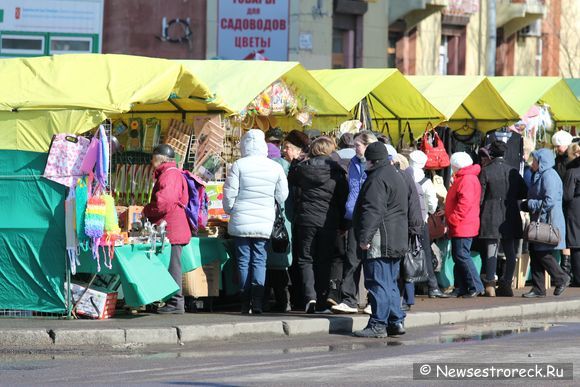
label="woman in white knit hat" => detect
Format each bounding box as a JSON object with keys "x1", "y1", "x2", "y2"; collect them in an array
[
  {"x1": 409, "y1": 150, "x2": 449, "y2": 298},
  {"x1": 445, "y1": 152, "x2": 484, "y2": 298}
]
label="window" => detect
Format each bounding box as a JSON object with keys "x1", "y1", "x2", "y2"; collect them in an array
[
  {"x1": 332, "y1": 28, "x2": 354, "y2": 69},
  {"x1": 0, "y1": 34, "x2": 44, "y2": 55},
  {"x1": 49, "y1": 36, "x2": 93, "y2": 54}
]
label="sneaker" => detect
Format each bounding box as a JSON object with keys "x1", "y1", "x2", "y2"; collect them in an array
[
  {"x1": 156, "y1": 305, "x2": 185, "y2": 315},
  {"x1": 315, "y1": 308, "x2": 332, "y2": 314},
  {"x1": 326, "y1": 297, "x2": 339, "y2": 306},
  {"x1": 353, "y1": 324, "x2": 388, "y2": 338},
  {"x1": 332, "y1": 303, "x2": 359, "y2": 314},
  {"x1": 363, "y1": 304, "x2": 372, "y2": 315},
  {"x1": 305, "y1": 300, "x2": 316, "y2": 314}
]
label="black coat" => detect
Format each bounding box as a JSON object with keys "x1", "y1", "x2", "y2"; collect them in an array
[
  {"x1": 479, "y1": 157, "x2": 528, "y2": 239},
  {"x1": 555, "y1": 153, "x2": 570, "y2": 182},
  {"x1": 398, "y1": 168, "x2": 424, "y2": 237},
  {"x1": 288, "y1": 155, "x2": 348, "y2": 229},
  {"x1": 353, "y1": 160, "x2": 409, "y2": 259},
  {"x1": 564, "y1": 157, "x2": 580, "y2": 248}
]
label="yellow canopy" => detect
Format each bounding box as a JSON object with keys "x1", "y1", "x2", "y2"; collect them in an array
[
  {"x1": 130, "y1": 60, "x2": 349, "y2": 117},
  {"x1": 0, "y1": 54, "x2": 214, "y2": 113},
  {"x1": 0, "y1": 110, "x2": 107, "y2": 152},
  {"x1": 407, "y1": 76, "x2": 520, "y2": 130},
  {"x1": 310, "y1": 68, "x2": 444, "y2": 120},
  {"x1": 490, "y1": 77, "x2": 580, "y2": 124}
]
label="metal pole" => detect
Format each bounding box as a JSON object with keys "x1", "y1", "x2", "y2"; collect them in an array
[{"x1": 486, "y1": 0, "x2": 497, "y2": 76}]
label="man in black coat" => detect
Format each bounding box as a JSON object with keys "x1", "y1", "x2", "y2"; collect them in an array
[
  {"x1": 352, "y1": 142, "x2": 409, "y2": 338},
  {"x1": 479, "y1": 141, "x2": 527, "y2": 297}
]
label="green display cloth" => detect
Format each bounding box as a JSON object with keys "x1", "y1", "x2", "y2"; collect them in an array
[
  {"x1": 0, "y1": 150, "x2": 67, "y2": 313},
  {"x1": 76, "y1": 237, "x2": 231, "y2": 307},
  {"x1": 435, "y1": 239, "x2": 482, "y2": 289}
]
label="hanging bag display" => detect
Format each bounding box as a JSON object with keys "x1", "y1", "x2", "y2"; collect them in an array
[
  {"x1": 44, "y1": 134, "x2": 90, "y2": 188},
  {"x1": 397, "y1": 122, "x2": 416, "y2": 158},
  {"x1": 80, "y1": 135, "x2": 100, "y2": 174},
  {"x1": 421, "y1": 123, "x2": 450, "y2": 170},
  {"x1": 270, "y1": 201, "x2": 289, "y2": 253},
  {"x1": 525, "y1": 202, "x2": 561, "y2": 246}
]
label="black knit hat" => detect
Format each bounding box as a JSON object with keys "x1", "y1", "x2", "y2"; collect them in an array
[
  {"x1": 284, "y1": 130, "x2": 310, "y2": 151},
  {"x1": 364, "y1": 142, "x2": 388, "y2": 161},
  {"x1": 265, "y1": 127, "x2": 284, "y2": 142},
  {"x1": 490, "y1": 140, "x2": 507, "y2": 158}
]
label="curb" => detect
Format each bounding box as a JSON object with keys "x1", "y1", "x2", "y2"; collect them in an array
[{"x1": 3, "y1": 300, "x2": 580, "y2": 347}]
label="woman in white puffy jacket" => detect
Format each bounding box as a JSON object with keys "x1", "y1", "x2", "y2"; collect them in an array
[{"x1": 223, "y1": 129, "x2": 289, "y2": 314}]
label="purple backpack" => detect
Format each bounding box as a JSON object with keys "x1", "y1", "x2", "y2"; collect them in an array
[{"x1": 181, "y1": 171, "x2": 209, "y2": 234}]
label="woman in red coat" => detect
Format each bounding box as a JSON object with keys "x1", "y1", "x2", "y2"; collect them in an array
[
  {"x1": 445, "y1": 152, "x2": 484, "y2": 298},
  {"x1": 143, "y1": 144, "x2": 191, "y2": 314}
]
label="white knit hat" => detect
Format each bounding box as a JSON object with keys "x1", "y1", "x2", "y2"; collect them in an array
[
  {"x1": 409, "y1": 150, "x2": 428, "y2": 169},
  {"x1": 552, "y1": 130, "x2": 573, "y2": 147},
  {"x1": 450, "y1": 152, "x2": 473, "y2": 170}
]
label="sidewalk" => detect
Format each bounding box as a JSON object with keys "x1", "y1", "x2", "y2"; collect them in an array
[{"x1": 1, "y1": 288, "x2": 579, "y2": 348}]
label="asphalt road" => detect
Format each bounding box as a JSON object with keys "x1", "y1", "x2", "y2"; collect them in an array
[{"x1": 2, "y1": 316, "x2": 580, "y2": 386}]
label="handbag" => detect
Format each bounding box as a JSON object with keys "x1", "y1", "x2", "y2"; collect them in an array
[
  {"x1": 421, "y1": 123, "x2": 450, "y2": 170},
  {"x1": 270, "y1": 201, "x2": 289, "y2": 253},
  {"x1": 525, "y1": 203, "x2": 561, "y2": 246},
  {"x1": 428, "y1": 210, "x2": 446, "y2": 241},
  {"x1": 403, "y1": 236, "x2": 429, "y2": 283}
]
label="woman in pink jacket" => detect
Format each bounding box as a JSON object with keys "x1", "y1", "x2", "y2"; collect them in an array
[{"x1": 445, "y1": 152, "x2": 484, "y2": 298}]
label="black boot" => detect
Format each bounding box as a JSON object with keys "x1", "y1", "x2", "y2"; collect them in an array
[
  {"x1": 241, "y1": 288, "x2": 251, "y2": 314},
  {"x1": 251, "y1": 284, "x2": 265, "y2": 314},
  {"x1": 561, "y1": 255, "x2": 572, "y2": 276}
]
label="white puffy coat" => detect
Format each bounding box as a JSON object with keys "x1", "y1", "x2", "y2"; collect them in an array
[{"x1": 223, "y1": 130, "x2": 289, "y2": 238}]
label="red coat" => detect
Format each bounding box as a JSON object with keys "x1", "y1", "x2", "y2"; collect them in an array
[
  {"x1": 143, "y1": 162, "x2": 191, "y2": 245},
  {"x1": 445, "y1": 164, "x2": 482, "y2": 238}
]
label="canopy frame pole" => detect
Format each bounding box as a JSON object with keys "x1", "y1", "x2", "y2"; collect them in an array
[
  {"x1": 369, "y1": 92, "x2": 399, "y2": 120},
  {"x1": 460, "y1": 103, "x2": 478, "y2": 129},
  {"x1": 168, "y1": 99, "x2": 187, "y2": 121}
]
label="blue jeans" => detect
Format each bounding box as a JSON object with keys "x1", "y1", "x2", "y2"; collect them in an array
[
  {"x1": 234, "y1": 237, "x2": 268, "y2": 293},
  {"x1": 451, "y1": 237, "x2": 484, "y2": 294},
  {"x1": 363, "y1": 257, "x2": 405, "y2": 327}
]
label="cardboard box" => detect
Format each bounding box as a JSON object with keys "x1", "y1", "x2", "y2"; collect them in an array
[
  {"x1": 116, "y1": 206, "x2": 128, "y2": 231},
  {"x1": 127, "y1": 205, "x2": 144, "y2": 229},
  {"x1": 68, "y1": 283, "x2": 118, "y2": 320},
  {"x1": 182, "y1": 260, "x2": 220, "y2": 297}
]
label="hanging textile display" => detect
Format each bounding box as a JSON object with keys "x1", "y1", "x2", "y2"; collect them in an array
[
  {"x1": 44, "y1": 134, "x2": 90, "y2": 188},
  {"x1": 65, "y1": 193, "x2": 80, "y2": 275},
  {"x1": 85, "y1": 194, "x2": 106, "y2": 272},
  {"x1": 96, "y1": 125, "x2": 109, "y2": 188},
  {"x1": 75, "y1": 176, "x2": 91, "y2": 247}
]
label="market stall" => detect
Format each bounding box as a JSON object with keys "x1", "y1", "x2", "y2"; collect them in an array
[
  {"x1": 565, "y1": 79, "x2": 580, "y2": 100},
  {"x1": 0, "y1": 54, "x2": 221, "y2": 315},
  {"x1": 309, "y1": 68, "x2": 445, "y2": 141},
  {"x1": 107, "y1": 60, "x2": 349, "y2": 298}
]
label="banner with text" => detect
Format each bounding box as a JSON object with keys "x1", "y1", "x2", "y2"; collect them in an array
[{"x1": 217, "y1": 0, "x2": 289, "y2": 61}]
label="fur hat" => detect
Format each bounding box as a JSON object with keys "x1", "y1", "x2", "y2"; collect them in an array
[
  {"x1": 284, "y1": 130, "x2": 310, "y2": 151},
  {"x1": 489, "y1": 140, "x2": 508, "y2": 158}
]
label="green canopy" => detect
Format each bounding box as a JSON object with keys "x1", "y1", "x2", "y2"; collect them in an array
[
  {"x1": 407, "y1": 76, "x2": 520, "y2": 130},
  {"x1": 565, "y1": 79, "x2": 580, "y2": 100},
  {"x1": 133, "y1": 60, "x2": 349, "y2": 117},
  {"x1": 489, "y1": 77, "x2": 580, "y2": 124}
]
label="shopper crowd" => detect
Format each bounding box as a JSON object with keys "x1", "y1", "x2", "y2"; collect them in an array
[{"x1": 145, "y1": 126, "x2": 579, "y2": 338}]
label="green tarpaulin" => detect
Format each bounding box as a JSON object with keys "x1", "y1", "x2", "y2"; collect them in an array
[
  {"x1": 76, "y1": 238, "x2": 231, "y2": 307},
  {"x1": 0, "y1": 150, "x2": 66, "y2": 313}
]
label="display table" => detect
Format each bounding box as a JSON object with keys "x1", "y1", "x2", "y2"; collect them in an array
[
  {"x1": 76, "y1": 237, "x2": 231, "y2": 307},
  {"x1": 435, "y1": 239, "x2": 482, "y2": 289}
]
